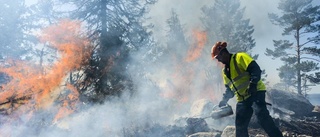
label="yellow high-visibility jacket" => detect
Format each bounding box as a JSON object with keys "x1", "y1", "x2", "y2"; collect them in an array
[{"x1": 222, "y1": 52, "x2": 266, "y2": 102}]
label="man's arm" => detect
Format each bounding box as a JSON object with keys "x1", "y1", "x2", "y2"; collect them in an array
[
  {"x1": 219, "y1": 86, "x2": 234, "y2": 107},
  {"x1": 246, "y1": 61, "x2": 262, "y2": 95},
  {"x1": 246, "y1": 61, "x2": 262, "y2": 84}
]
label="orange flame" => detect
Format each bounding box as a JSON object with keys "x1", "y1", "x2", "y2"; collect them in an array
[
  {"x1": 53, "y1": 83, "x2": 79, "y2": 123},
  {"x1": 0, "y1": 19, "x2": 92, "y2": 121},
  {"x1": 185, "y1": 30, "x2": 207, "y2": 62},
  {"x1": 160, "y1": 29, "x2": 210, "y2": 104},
  {"x1": 37, "y1": 19, "x2": 91, "y2": 108}
]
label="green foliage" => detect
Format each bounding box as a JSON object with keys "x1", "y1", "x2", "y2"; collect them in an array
[
  {"x1": 265, "y1": 40, "x2": 293, "y2": 59},
  {"x1": 303, "y1": 46, "x2": 320, "y2": 57},
  {"x1": 164, "y1": 9, "x2": 189, "y2": 62},
  {"x1": 0, "y1": 0, "x2": 61, "y2": 65},
  {"x1": 60, "y1": 0, "x2": 157, "y2": 103},
  {"x1": 299, "y1": 61, "x2": 319, "y2": 72},
  {"x1": 277, "y1": 64, "x2": 296, "y2": 88},
  {"x1": 307, "y1": 72, "x2": 320, "y2": 83},
  {"x1": 200, "y1": 0, "x2": 256, "y2": 54},
  {"x1": 266, "y1": 0, "x2": 320, "y2": 95},
  {"x1": 280, "y1": 56, "x2": 297, "y2": 64},
  {"x1": 269, "y1": 0, "x2": 320, "y2": 35},
  {"x1": 200, "y1": 0, "x2": 264, "y2": 85}
]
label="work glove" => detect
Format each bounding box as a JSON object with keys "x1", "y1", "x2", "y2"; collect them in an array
[{"x1": 248, "y1": 83, "x2": 257, "y2": 96}]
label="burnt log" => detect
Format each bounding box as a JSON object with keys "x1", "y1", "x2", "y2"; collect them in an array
[{"x1": 0, "y1": 95, "x2": 31, "y2": 114}]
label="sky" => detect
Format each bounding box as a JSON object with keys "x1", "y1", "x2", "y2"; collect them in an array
[{"x1": 147, "y1": 0, "x2": 320, "y2": 94}]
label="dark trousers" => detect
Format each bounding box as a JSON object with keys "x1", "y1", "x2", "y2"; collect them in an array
[{"x1": 235, "y1": 92, "x2": 283, "y2": 137}]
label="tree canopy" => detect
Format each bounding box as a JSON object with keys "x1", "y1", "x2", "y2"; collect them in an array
[
  {"x1": 201, "y1": 0, "x2": 256, "y2": 54},
  {"x1": 266, "y1": 0, "x2": 320, "y2": 95}
]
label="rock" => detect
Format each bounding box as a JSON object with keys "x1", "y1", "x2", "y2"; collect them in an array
[
  {"x1": 185, "y1": 99, "x2": 214, "y2": 135},
  {"x1": 221, "y1": 126, "x2": 235, "y2": 137},
  {"x1": 313, "y1": 105, "x2": 320, "y2": 112},
  {"x1": 268, "y1": 89, "x2": 314, "y2": 117},
  {"x1": 189, "y1": 99, "x2": 214, "y2": 118},
  {"x1": 188, "y1": 99, "x2": 235, "y2": 131},
  {"x1": 186, "y1": 118, "x2": 210, "y2": 135},
  {"x1": 255, "y1": 134, "x2": 265, "y2": 137}
]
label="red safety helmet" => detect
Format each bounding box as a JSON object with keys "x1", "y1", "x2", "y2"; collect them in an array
[{"x1": 211, "y1": 41, "x2": 227, "y2": 59}]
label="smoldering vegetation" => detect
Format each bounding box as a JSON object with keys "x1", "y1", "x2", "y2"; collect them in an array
[{"x1": 0, "y1": 0, "x2": 319, "y2": 137}]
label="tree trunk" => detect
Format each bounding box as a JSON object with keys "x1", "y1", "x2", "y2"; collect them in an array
[
  {"x1": 100, "y1": 0, "x2": 108, "y2": 46},
  {"x1": 296, "y1": 29, "x2": 302, "y2": 95}
]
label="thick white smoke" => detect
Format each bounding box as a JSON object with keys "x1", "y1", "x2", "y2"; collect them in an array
[{"x1": 2, "y1": 0, "x2": 320, "y2": 136}]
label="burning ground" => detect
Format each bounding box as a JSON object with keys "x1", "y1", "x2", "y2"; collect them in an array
[{"x1": 0, "y1": 20, "x2": 319, "y2": 137}]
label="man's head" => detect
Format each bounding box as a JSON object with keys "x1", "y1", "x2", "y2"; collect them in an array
[{"x1": 211, "y1": 41, "x2": 230, "y2": 64}]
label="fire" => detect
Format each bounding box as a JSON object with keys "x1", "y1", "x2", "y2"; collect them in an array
[
  {"x1": 0, "y1": 19, "x2": 92, "y2": 122},
  {"x1": 53, "y1": 83, "x2": 79, "y2": 123},
  {"x1": 161, "y1": 29, "x2": 210, "y2": 104},
  {"x1": 185, "y1": 30, "x2": 207, "y2": 62},
  {"x1": 37, "y1": 19, "x2": 91, "y2": 108},
  {"x1": 161, "y1": 28, "x2": 223, "y2": 106}
]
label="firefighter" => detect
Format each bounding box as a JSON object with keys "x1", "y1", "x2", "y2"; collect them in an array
[{"x1": 211, "y1": 41, "x2": 283, "y2": 137}]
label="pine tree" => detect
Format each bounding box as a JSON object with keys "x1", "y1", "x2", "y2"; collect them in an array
[
  {"x1": 266, "y1": 0, "x2": 320, "y2": 95},
  {"x1": 200, "y1": 0, "x2": 256, "y2": 54},
  {"x1": 25, "y1": 0, "x2": 63, "y2": 69},
  {"x1": 166, "y1": 9, "x2": 189, "y2": 54},
  {"x1": 160, "y1": 9, "x2": 192, "y2": 101},
  {"x1": 200, "y1": 0, "x2": 263, "y2": 90},
  {"x1": 0, "y1": 0, "x2": 28, "y2": 60},
  {"x1": 163, "y1": 9, "x2": 189, "y2": 71},
  {"x1": 61, "y1": 0, "x2": 157, "y2": 103}
]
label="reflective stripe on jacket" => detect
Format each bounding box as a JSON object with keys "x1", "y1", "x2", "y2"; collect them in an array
[{"x1": 222, "y1": 52, "x2": 266, "y2": 102}]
